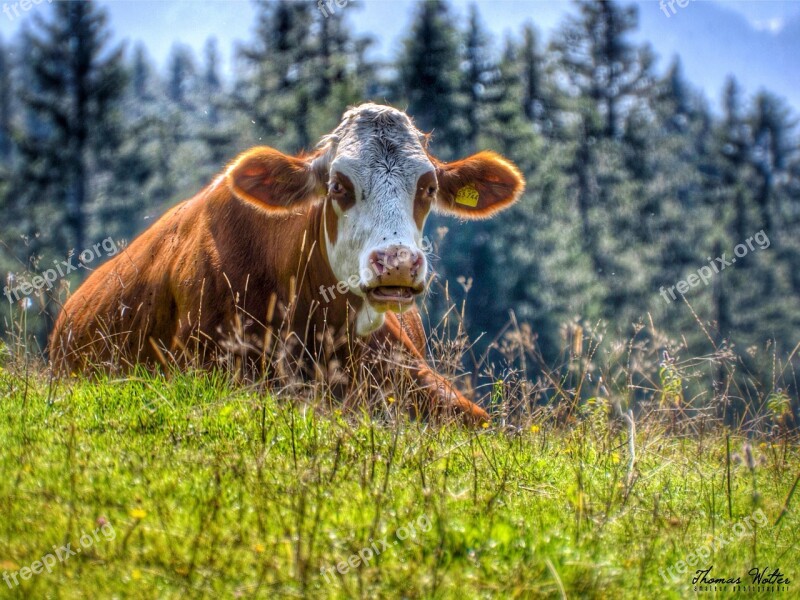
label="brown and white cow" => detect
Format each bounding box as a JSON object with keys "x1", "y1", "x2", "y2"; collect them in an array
[{"x1": 49, "y1": 103, "x2": 524, "y2": 424}]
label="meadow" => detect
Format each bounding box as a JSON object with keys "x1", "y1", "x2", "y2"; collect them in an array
[{"x1": 0, "y1": 350, "x2": 797, "y2": 598}]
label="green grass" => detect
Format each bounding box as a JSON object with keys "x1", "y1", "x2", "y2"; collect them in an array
[{"x1": 0, "y1": 368, "x2": 798, "y2": 598}]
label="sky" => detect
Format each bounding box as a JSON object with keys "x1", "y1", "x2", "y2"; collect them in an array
[{"x1": 1, "y1": 0, "x2": 799, "y2": 113}]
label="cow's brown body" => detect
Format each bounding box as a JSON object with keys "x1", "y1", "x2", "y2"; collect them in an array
[
  {"x1": 49, "y1": 173, "x2": 488, "y2": 422},
  {"x1": 50, "y1": 104, "x2": 525, "y2": 424}
]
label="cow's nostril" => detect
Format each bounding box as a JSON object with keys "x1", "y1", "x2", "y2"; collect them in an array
[{"x1": 369, "y1": 254, "x2": 388, "y2": 276}]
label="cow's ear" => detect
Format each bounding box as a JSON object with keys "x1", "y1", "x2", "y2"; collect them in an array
[
  {"x1": 227, "y1": 147, "x2": 327, "y2": 211},
  {"x1": 434, "y1": 151, "x2": 524, "y2": 219}
]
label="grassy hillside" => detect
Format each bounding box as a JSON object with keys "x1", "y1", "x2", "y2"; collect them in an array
[{"x1": 0, "y1": 367, "x2": 797, "y2": 598}]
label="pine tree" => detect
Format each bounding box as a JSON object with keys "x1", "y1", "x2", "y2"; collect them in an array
[
  {"x1": 161, "y1": 43, "x2": 224, "y2": 203},
  {"x1": 0, "y1": 37, "x2": 10, "y2": 261},
  {"x1": 132, "y1": 43, "x2": 153, "y2": 102},
  {"x1": 167, "y1": 43, "x2": 196, "y2": 107},
  {"x1": 306, "y1": 2, "x2": 378, "y2": 141},
  {"x1": 547, "y1": 0, "x2": 657, "y2": 329},
  {"x1": 202, "y1": 38, "x2": 222, "y2": 126},
  {"x1": 750, "y1": 91, "x2": 796, "y2": 237},
  {"x1": 0, "y1": 36, "x2": 11, "y2": 161},
  {"x1": 235, "y1": 0, "x2": 315, "y2": 151},
  {"x1": 97, "y1": 45, "x2": 164, "y2": 244},
  {"x1": 644, "y1": 59, "x2": 711, "y2": 299},
  {"x1": 783, "y1": 150, "x2": 800, "y2": 298},
  {"x1": 717, "y1": 78, "x2": 754, "y2": 248},
  {"x1": 195, "y1": 37, "x2": 238, "y2": 175},
  {"x1": 396, "y1": 0, "x2": 464, "y2": 158},
  {"x1": 734, "y1": 90, "x2": 799, "y2": 354},
  {"x1": 551, "y1": 0, "x2": 653, "y2": 139},
  {"x1": 519, "y1": 24, "x2": 558, "y2": 137},
  {"x1": 18, "y1": 0, "x2": 126, "y2": 258},
  {"x1": 460, "y1": 4, "x2": 495, "y2": 153},
  {"x1": 314, "y1": 4, "x2": 350, "y2": 103},
  {"x1": 483, "y1": 36, "x2": 536, "y2": 162}
]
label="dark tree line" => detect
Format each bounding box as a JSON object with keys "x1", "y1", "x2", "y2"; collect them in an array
[{"x1": 1, "y1": 0, "x2": 798, "y2": 416}]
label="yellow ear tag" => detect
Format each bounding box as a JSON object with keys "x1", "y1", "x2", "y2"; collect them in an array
[{"x1": 455, "y1": 184, "x2": 480, "y2": 207}]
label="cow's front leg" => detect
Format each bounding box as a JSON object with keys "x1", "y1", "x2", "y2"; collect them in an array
[{"x1": 369, "y1": 309, "x2": 489, "y2": 425}]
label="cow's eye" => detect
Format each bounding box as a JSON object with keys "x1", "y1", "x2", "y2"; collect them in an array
[
  {"x1": 330, "y1": 181, "x2": 345, "y2": 195},
  {"x1": 426, "y1": 186, "x2": 437, "y2": 197}
]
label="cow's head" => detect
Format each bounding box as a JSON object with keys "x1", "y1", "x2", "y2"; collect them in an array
[{"x1": 227, "y1": 103, "x2": 525, "y2": 334}]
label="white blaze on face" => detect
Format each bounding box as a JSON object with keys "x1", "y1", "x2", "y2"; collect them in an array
[{"x1": 320, "y1": 104, "x2": 434, "y2": 335}]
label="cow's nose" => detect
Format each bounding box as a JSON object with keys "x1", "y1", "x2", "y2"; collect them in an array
[{"x1": 367, "y1": 245, "x2": 425, "y2": 288}]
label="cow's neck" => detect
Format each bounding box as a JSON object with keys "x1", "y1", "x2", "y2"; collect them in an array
[{"x1": 205, "y1": 187, "x2": 381, "y2": 352}]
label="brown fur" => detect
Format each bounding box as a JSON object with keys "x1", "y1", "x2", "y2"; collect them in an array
[{"x1": 49, "y1": 149, "x2": 494, "y2": 424}]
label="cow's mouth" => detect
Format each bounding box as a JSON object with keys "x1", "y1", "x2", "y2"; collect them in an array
[{"x1": 365, "y1": 286, "x2": 418, "y2": 306}]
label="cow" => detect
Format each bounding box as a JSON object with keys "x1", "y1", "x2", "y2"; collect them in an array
[{"x1": 49, "y1": 103, "x2": 524, "y2": 424}]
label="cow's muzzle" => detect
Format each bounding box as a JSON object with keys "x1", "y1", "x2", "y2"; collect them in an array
[{"x1": 362, "y1": 245, "x2": 425, "y2": 308}]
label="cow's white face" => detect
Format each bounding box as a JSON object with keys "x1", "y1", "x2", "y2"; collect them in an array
[
  {"x1": 227, "y1": 103, "x2": 526, "y2": 336},
  {"x1": 320, "y1": 105, "x2": 435, "y2": 332}
]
